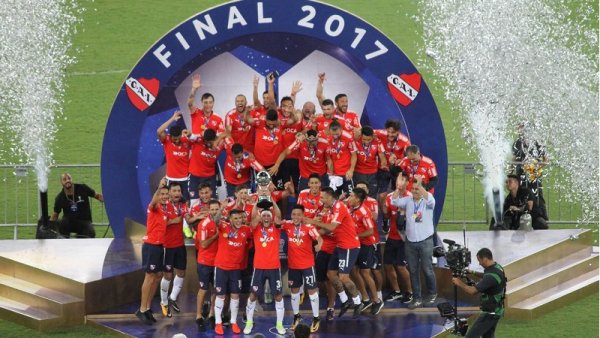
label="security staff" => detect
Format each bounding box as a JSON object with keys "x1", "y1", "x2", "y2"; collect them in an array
[{"x1": 452, "y1": 248, "x2": 506, "y2": 338}]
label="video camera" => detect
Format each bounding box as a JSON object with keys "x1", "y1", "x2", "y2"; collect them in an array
[{"x1": 443, "y1": 239, "x2": 471, "y2": 277}]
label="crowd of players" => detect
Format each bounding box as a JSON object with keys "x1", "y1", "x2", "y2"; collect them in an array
[{"x1": 136, "y1": 72, "x2": 440, "y2": 335}]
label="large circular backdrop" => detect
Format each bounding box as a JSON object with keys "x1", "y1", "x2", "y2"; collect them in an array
[{"x1": 101, "y1": 0, "x2": 447, "y2": 237}]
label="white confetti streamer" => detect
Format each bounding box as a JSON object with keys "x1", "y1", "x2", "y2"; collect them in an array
[
  {"x1": 0, "y1": 0, "x2": 84, "y2": 192},
  {"x1": 418, "y1": 0, "x2": 599, "y2": 223}
]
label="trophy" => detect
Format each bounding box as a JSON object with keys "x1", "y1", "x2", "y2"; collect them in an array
[{"x1": 255, "y1": 170, "x2": 273, "y2": 209}]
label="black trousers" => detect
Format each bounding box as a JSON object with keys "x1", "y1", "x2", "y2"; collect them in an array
[
  {"x1": 58, "y1": 218, "x2": 96, "y2": 238},
  {"x1": 465, "y1": 313, "x2": 501, "y2": 338}
]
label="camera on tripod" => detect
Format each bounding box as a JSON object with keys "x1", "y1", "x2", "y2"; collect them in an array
[
  {"x1": 443, "y1": 239, "x2": 472, "y2": 277},
  {"x1": 436, "y1": 235, "x2": 473, "y2": 336}
]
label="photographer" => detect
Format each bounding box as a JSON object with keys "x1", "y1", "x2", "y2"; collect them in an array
[
  {"x1": 51, "y1": 173, "x2": 103, "y2": 238},
  {"x1": 495, "y1": 174, "x2": 547, "y2": 230},
  {"x1": 452, "y1": 248, "x2": 506, "y2": 338}
]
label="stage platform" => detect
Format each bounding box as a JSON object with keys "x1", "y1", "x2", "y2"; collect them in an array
[
  {"x1": 0, "y1": 228, "x2": 596, "y2": 336},
  {"x1": 87, "y1": 291, "x2": 476, "y2": 338}
]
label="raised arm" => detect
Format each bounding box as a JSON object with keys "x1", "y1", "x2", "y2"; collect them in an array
[
  {"x1": 150, "y1": 178, "x2": 168, "y2": 209},
  {"x1": 290, "y1": 80, "x2": 303, "y2": 105},
  {"x1": 268, "y1": 147, "x2": 292, "y2": 176},
  {"x1": 157, "y1": 111, "x2": 182, "y2": 141},
  {"x1": 265, "y1": 73, "x2": 276, "y2": 110},
  {"x1": 188, "y1": 74, "x2": 202, "y2": 111},
  {"x1": 316, "y1": 72, "x2": 326, "y2": 105},
  {"x1": 252, "y1": 75, "x2": 262, "y2": 108}
]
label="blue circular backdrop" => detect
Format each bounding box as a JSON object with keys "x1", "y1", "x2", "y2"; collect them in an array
[{"x1": 101, "y1": 0, "x2": 447, "y2": 238}]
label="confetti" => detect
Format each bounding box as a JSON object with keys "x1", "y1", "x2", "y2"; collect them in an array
[
  {"x1": 0, "y1": 0, "x2": 84, "y2": 192},
  {"x1": 418, "y1": 0, "x2": 598, "y2": 223}
]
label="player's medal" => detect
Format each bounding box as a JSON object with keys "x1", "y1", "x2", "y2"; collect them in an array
[
  {"x1": 294, "y1": 224, "x2": 302, "y2": 245},
  {"x1": 261, "y1": 227, "x2": 269, "y2": 247},
  {"x1": 223, "y1": 232, "x2": 228, "y2": 238},
  {"x1": 334, "y1": 139, "x2": 341, "y2": 159},
  {"x1": 237, "y1": 173, "x2": 242, "y2": 179},
  {"x1": 270, "y1": 128, "x2": 278, "y2": 145}
]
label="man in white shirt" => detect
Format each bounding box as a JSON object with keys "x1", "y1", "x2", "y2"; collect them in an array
[{"x1": 390, "y1": 176, "x2": 437, "y2": 309}]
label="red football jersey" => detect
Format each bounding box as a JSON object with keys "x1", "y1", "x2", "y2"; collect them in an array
[
  {"x1": 335, "y1": 110, "x2": 361, "y2": 132},
  {"x1": 252, "y1": 224, "x2": 281, "y2": 269},
  {"x1": 326, "y1": 134, "x2": 356, "y2": 175},
  {"x1": 144, "y1": 203, "x2": 168, "y2": 245},
  {"x1": 278, "y1": 111, "x2": 303, "y2": 159},
  {"x1": 354, "y1": 139, "x2": 385, "y2": 174},
  {"x1": 225, "y1": 108, "x2": 255, "y2": 152},
  {"x1": 164, "y1": 201, "x2": 188, "y2": 248},
  {"x1": 190, "y1": 109, "x2": 224, "y2": 135},
  {"x1": 330, "y1": 201, "x2": 360, "y2": 249},
  {"x1": 188, "y1": 139, "x2": 224, "y2": 177},
  {"x1": 287, "y1": 138, "x2": 329, "y2": 178},
  {"x1": 399, "y1": 155, "x2": 438, "y2": 192},
  {"x1": 350, "y1": 205, "x2": 377, "y2": 245},
  {"x1": 314, "y1": 115, "x2": 347, "y2": 133},
  {"x1": 375, "y1": 129, "x2": 411, "y2": 165},
  {"x1": 362, "y1": 196, "x2": 380, "y2": 242},
  {"x1": 223, "y1": 149, "x2": 263, "y2": 185},
  {"x1": 282, "y1": 221, "x2": 319, "y2": 269},
  {"x1": 385, "y1": 191, "x2": 411, "y2": 240},
  {"x1": 253, "y1": 119, "x2": 284, "y2": 166},
  {"x1": 161, "y1": 135, "x2": 191, "y2": 180},
  {"x1": 301, "y1": 118, "x2": 314, "y2": 131},
  {"x1": 196, "y1": 217, "x2": 219, "y2": 266},
  {"x1": 297, "y1": 189, "x2": 323, "y2": 219},
  {"x1": 316, "y1": 207, "x2": 336, "y2": 254},
  {"x1": 221, "y1": 199, "x2": 254, "y2": 224},
  {"x1": 214, "y1": 223, "x2": 251, "y2": 270}
]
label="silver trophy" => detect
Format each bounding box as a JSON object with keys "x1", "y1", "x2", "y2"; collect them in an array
[{"x1": 255, "y1": 170, "x2": 273, "y2": 209}]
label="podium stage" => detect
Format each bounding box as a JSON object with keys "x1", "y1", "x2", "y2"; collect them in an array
[{"x1": 0, "y1": 228, "x2": 596, "y2": 337}]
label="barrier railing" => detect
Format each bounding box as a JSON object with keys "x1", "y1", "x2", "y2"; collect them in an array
[{"x1": 0, "y1": 163, "x2": 595, "y2": 239}]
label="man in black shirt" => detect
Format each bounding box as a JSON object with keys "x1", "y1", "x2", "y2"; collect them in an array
[
  {"x1": 500, "y1": 174, "x2": 547, "y2": 230},
  {"x1": 452, "y1": 248, "x2": 506, "y2": 338},
  {"x1": 50, "y1": 173, "x2": 104, "y2": 238}
]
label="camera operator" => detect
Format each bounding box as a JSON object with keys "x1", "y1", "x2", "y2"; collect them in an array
[{"x1": 452, "y1": 248, "x2": 506, "y2": 338}]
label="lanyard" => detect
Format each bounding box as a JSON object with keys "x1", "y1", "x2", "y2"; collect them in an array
[
  {"x1": 294, "y1": 223, "x2": 302, "y2": 242},
  {"x1": 261, "y1": 226, "x2": 270, "y2": 245},
  {"x1": 362, "y1": 142, "x2": 372, "y2": 160},
  {"x1": 203, "y1": 112, "x2": 211, "y2": 129},
  {"x1": 269, "y1": 128, "x2": 277, "y2": 143},
  {"x1": 308, "y1": 142, "x2": 317, "y2": 161},
  {"x1": 413, "y1": 199, "x2": 423, "y2": 215},
  {"x1": 411, "y1": 161, "x2": 420, "y2": 176},
  {"x1": 387, "y1": 137, "x2": 397, "y2": 153},
  {"x1": 228, "y1": 224, "x2": 239, "y2": 238},
  {"x1": 237, "y1": 111, "x2": 245, "y2": 127},
  {"x1": 334, "y1": 139, "x2": 342, "y2": 155}
]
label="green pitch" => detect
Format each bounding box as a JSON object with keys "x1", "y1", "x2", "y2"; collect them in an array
[{"x1": 0, "y1": 0, "x2": 597, "y2": 337}]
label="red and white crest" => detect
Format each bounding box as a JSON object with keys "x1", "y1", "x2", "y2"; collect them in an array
[
  {"x1": 125, "y1": 77, "x2": 160, "y2": 111},
  {"x1": 387, "y1": 73, "x2": 421, "y2": 107}
]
